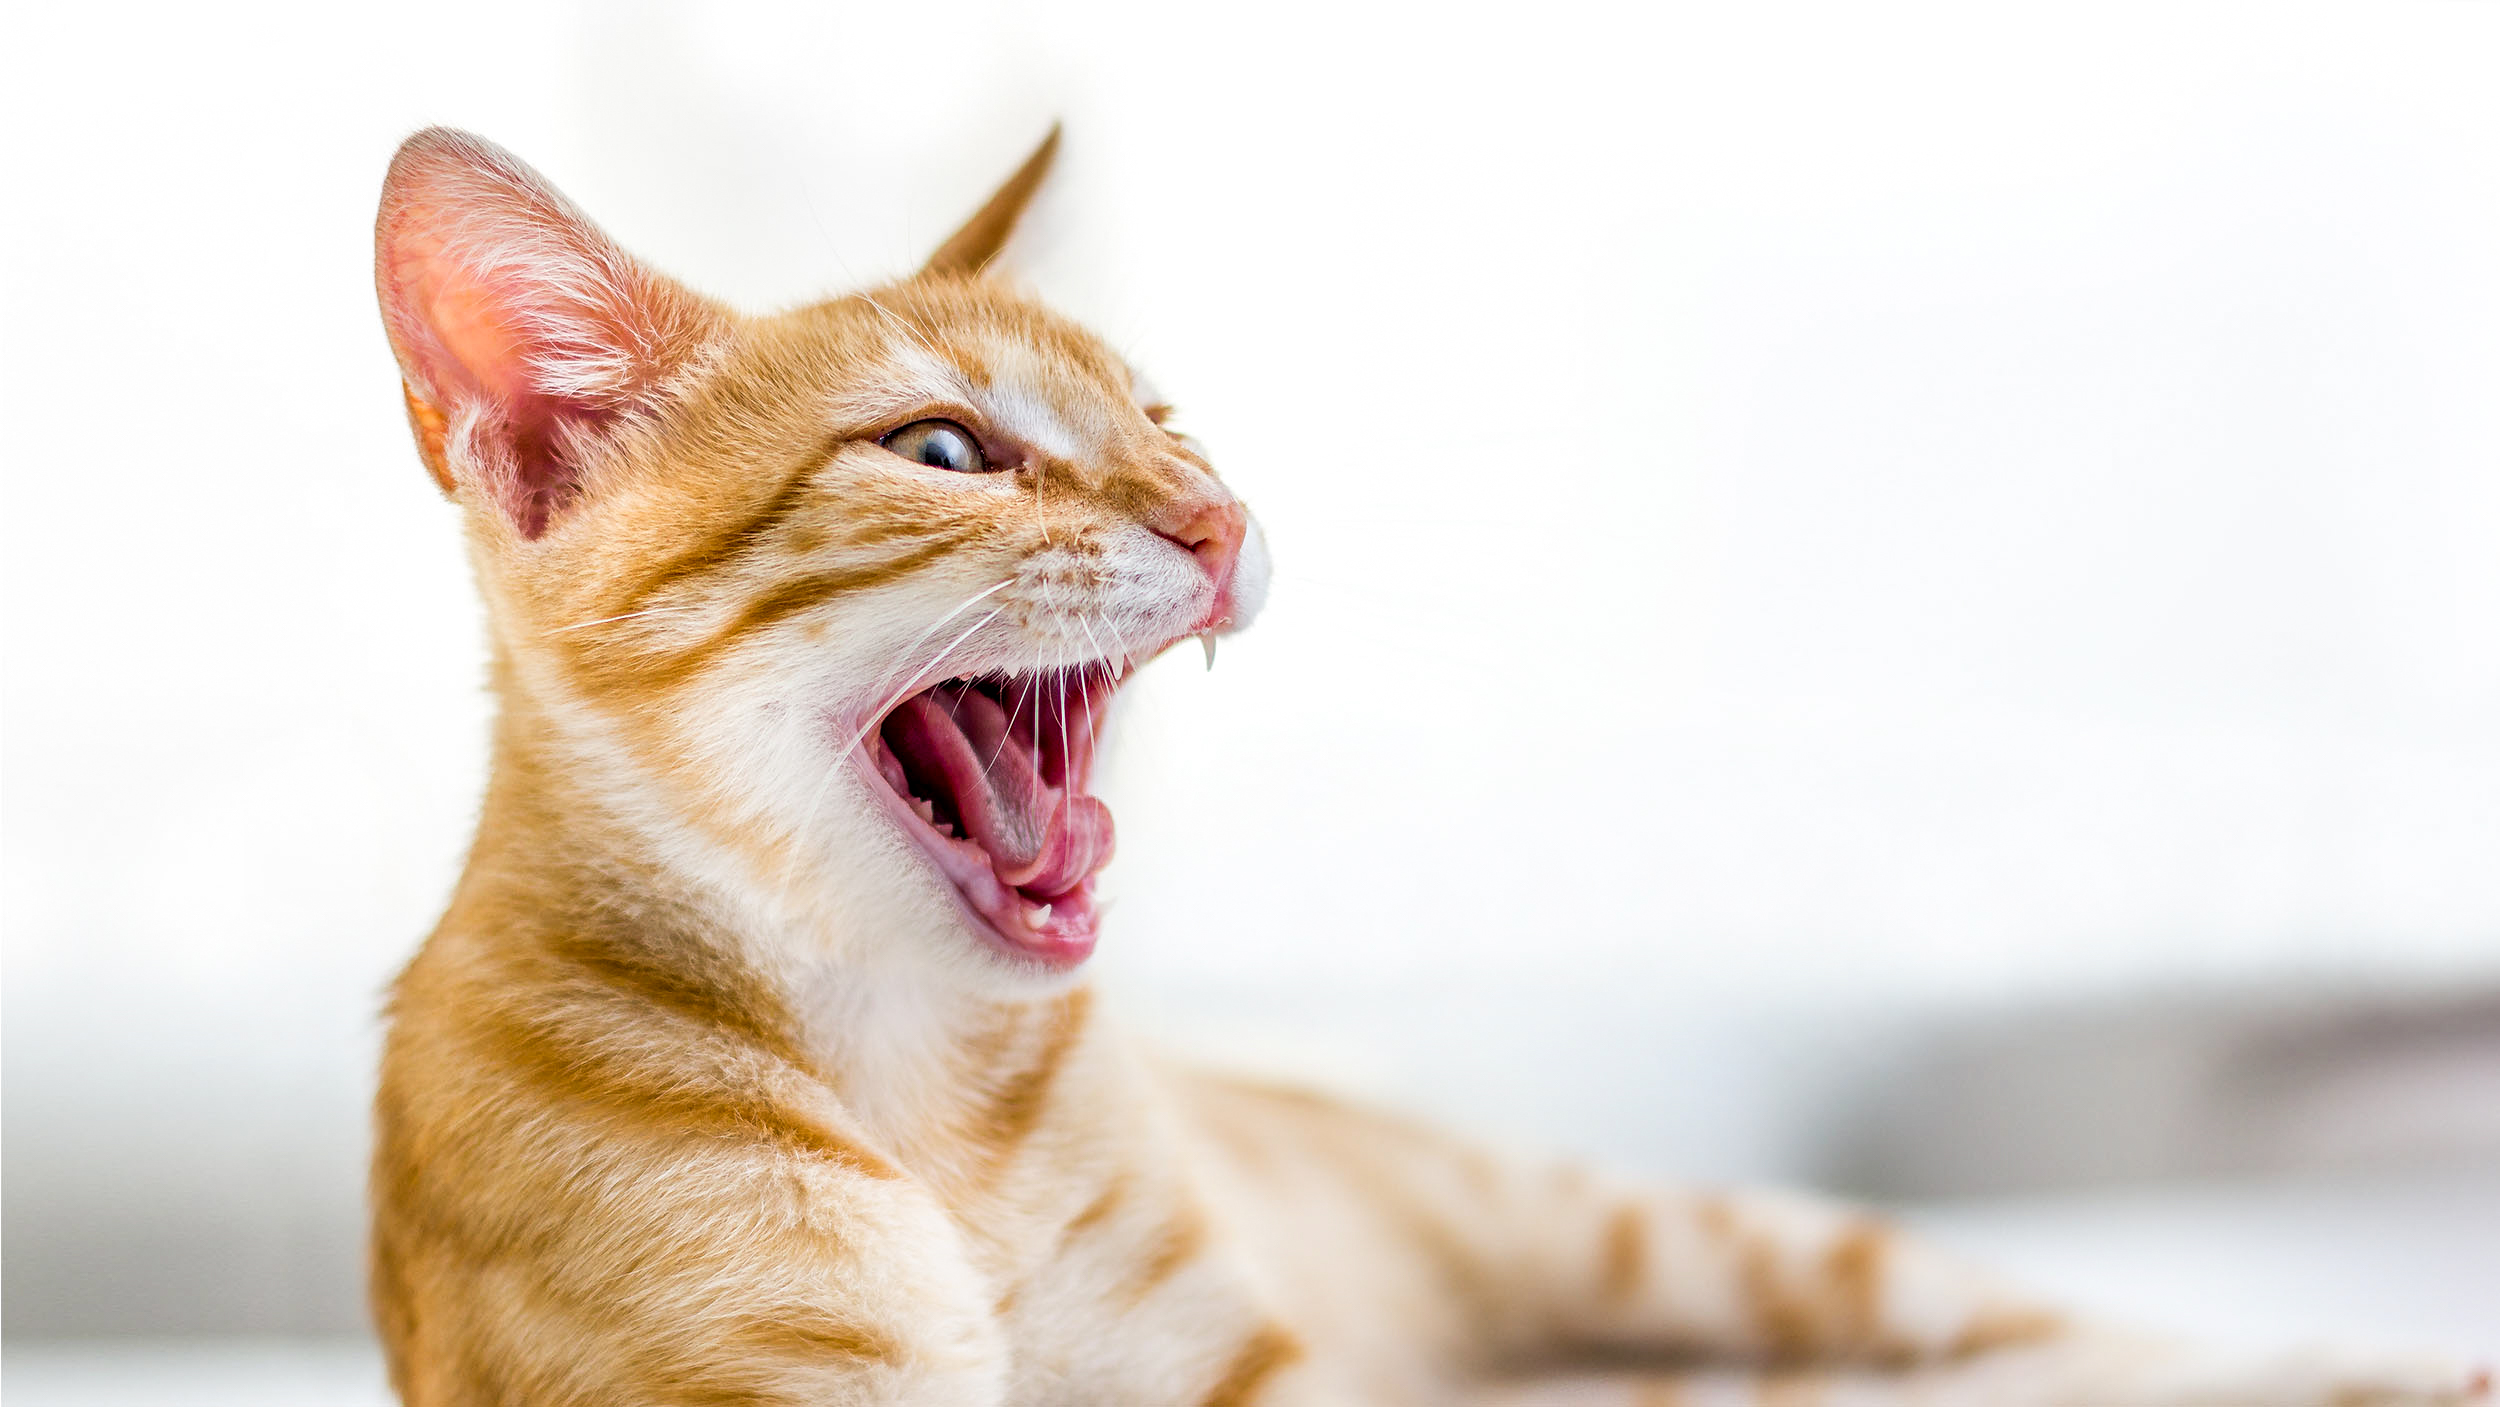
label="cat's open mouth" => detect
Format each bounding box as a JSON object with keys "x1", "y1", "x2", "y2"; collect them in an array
[{"x1": 861, "y1": 665, "x2": 1122, "y2": 968}]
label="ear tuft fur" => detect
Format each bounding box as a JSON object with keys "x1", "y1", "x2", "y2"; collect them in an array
[{"x1": 374, "y1": 128, "x2": 724, "y2": 537}]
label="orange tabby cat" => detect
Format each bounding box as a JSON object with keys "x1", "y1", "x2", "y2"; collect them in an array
[{"x1": 368, "y1": 127, "x2": 2489, "y2": 1407}]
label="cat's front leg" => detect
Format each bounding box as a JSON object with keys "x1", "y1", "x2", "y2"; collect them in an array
[
  {"x1": 1184, "y1": 1074, "x2": 2062, "y2": 1377},
  {"x1": 1481, "y1": 1175, "x2": 2489, "y2": 1404},
  {"x1": 1538, "y1": 1181, "x2": 2067, "y2": 1364}
]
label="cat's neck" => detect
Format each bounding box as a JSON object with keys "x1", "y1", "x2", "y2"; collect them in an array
[
  {"x1": 785, "y1": 958, "x2": 1109, "y2": 1183},
  {"x1": 462, "y1": 695, "x2": 1115, "y2": 1184}
]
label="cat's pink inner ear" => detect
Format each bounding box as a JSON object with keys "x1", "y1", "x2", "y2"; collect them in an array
[
  {"x1": 374, "y1": 129, "x2": 721, "y2": 537},
  {"x1": 391, "y1": 230, "x2": 540, "y2": 408}
]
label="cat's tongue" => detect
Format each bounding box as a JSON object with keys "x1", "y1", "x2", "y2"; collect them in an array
[{"x1": 885, "y1": 690, "x2": 1111, "y2": 901}]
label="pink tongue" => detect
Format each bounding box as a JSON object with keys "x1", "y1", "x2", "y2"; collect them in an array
[{"x1": 887, "y1": 690, "x2": 1113, "y2": 900}]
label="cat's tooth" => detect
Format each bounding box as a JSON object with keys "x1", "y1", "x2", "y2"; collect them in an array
[
  {"x1": 1024, "y1": 903, "x2": 1053, "y2": 930},
  {"x1": 1199, "y1": 632, "x2": 1217, "y2": 671},
  {"x1": 911, "y1": 797, "x2": 935, "y2": 824}
]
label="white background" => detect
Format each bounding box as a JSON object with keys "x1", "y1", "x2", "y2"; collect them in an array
[{"x1": 4, "y1": 0, "x2": 2497, "y2": 1339}]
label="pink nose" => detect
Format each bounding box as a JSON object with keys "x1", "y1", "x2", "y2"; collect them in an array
[{"x1": 1152, "y1": 498, "x2": 1248, "y2": 628}]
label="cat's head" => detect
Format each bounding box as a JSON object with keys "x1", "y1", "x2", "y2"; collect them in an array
[{"x1": 375, "y1": 127, "x2": 1264, "y2": 984}]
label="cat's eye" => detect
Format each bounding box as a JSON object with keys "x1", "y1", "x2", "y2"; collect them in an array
[{"x1": 881, "y1": 419, "x2": 990, "y2": 474}]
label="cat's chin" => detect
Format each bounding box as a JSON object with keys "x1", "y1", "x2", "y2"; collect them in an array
[{"x1": 853, "y1": 664, "x2": 1124, "y2": 972}]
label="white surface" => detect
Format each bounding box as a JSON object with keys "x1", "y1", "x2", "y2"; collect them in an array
[
  {"x1": 7, "y1": 1173, "x2": 2492, "y2": 1405},
  {"x1": 1909, "y1": 1169, "x2": 2500, "y2": 1359},
  {"x1": 6, "y1": 0, "x2": 2498, "y2": 1335}
]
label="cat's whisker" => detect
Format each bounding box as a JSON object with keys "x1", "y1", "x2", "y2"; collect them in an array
[
  {"x1": 1031, "y1": 641, "x2": 1050, "y2": 781},
  {"x1": 790, "y1": 182, "x2": 864, "y2": 289},
  {"x1": 1046, "y1": 635, "x2": 1067, "y2": 782},
  {"x1": 857, "y1": 292, "x2": 947, "y2": 368},
  {"x1": 984, "y1": 636, "x2": 1047, "y2": 779},
  {"x1": 1094, "y1": 612, "x2": 1140, "y2": 678},
  {"x1": 874, "y1": 578, "x2": 1016, "y2": 691},
  {"x1": 1054, "y1": 644, "x2": 1071, "y2": 787},
  {"x1": 547, "y1": 604, "x2": 686, "y2": 635},
  {"x1": 1074, "y1": 618, "x2": 1111, "y2": 745},
  {"x1": 983, "y1": 688, "x2": 1018, "y2": 779},
  {"x1": 835, "y1": 605, "x2": 1008, "y2": 761},
  {"x1": 859, "y1": 577, "x2": 1014, "y2": 785}
]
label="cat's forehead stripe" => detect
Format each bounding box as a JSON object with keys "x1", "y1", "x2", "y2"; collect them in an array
[
  {"x1": 978, "y1": 382, "x2": 1083, "y2": 463},
  {"x1": 973, "y1": 338, "x2": 1100, "y2": 462},
  {"x1": 848, "y1": 286, "x2": 1143, "y2": 466},
  {"x1": 883, "y1": 341, "x2": 974, "y2": 410}
]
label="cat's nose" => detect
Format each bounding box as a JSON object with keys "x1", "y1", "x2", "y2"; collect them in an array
[{"x1": 1152, "y1": 497, "x2": 1248, "y2": 629}]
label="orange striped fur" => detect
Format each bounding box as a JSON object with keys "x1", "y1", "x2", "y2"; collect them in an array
[{"x1": 367, "y1": 129, "x2": 2490, "y2": 1407}]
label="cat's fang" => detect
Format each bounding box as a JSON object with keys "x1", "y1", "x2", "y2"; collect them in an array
[
  {"x1": 1200, "y1": 632, "x2": 1217, "y2": 670},
  {"x1": 1024, "y1": 904, "x2": 1053, "y2": 929}
]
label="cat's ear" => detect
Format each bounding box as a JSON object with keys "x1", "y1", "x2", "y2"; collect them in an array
[
  {"x1": 374, "y1": 128, "x2": 727, "y2": 539},
  {"x1": 920, "y1": 124, "x2": 1061, "y2": 279}
]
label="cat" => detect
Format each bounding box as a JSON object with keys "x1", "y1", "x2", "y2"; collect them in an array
[{"x1": 367, "y1": 126, "x2": 2491, "y2": 1407}]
